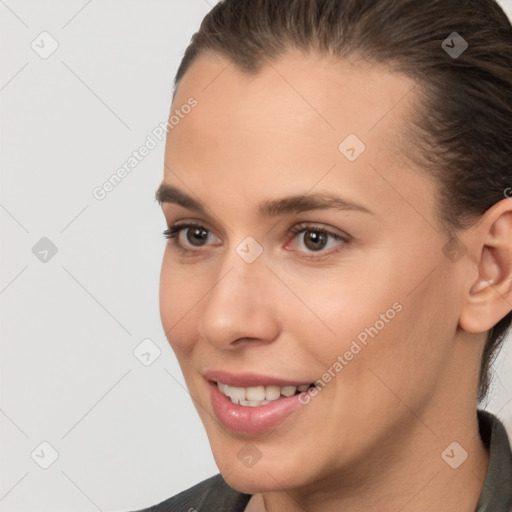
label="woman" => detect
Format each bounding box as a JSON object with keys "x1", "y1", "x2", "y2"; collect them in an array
[{"x1": 136, "y1": 0, "x2": 512, "y2": 510}]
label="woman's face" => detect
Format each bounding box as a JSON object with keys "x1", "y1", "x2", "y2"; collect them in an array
[{"x1": 158, "y1": 52, "x2": 471, "y2": 493}]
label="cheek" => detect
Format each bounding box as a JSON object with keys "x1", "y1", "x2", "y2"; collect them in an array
[
  {"x1": 279, "y1": 266, "x2": 404, "y2": 362},
  {"x1": 298, "y1": 261, "x2": 455, "y2": 396},
  {"x1": 159, "y1": 254, "x2": 205, "y2": 353},
  {"x1": 349, "y1": 273, "x2": 457, "y2": 405}
]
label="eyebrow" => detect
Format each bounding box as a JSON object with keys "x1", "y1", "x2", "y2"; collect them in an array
[{"x1": 155, "y1": 183, "x2": 373, "y2": 217}]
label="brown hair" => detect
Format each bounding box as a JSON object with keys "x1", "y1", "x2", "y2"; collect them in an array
[{"x1": 172, "y1": 0, "x2": 512, "y2": 404}]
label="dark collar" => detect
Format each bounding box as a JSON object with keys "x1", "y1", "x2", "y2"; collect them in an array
[{"x1": 475, "y1": 409, "x2": 512, "y2": 511}]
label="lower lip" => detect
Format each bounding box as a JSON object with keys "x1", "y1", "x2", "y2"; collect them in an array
[{"x1": 209, "y1": 382, "x2": 308, "y2": 434}]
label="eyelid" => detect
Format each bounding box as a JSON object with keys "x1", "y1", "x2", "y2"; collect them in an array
[
  {"x1": 163, "y1": 221, "x2": 221, "y2": 248},
  {"x1": 284, "y1": 222, "x2": 350, "y2": 260},
  {"x1": 288, "y1": 222, "x2": 351, "y2": 242},
  {"x1": 163, "y1": 220, "x2": 351, "y2": 260},
  {"x1": 163, "y1": 216, "x2": 220, "y2": 236}
]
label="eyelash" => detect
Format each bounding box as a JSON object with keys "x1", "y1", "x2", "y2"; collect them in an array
[{"x1": 162, "y1": 222, "x2": 350, "y2": 261}]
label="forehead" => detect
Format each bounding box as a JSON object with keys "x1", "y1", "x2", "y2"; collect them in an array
[
  {"x1": 172, "y1": 51, "x2": 416, "y2": 145},
  {"x1": 165, "y1": 51, "x2": 438, "y2": 230}
]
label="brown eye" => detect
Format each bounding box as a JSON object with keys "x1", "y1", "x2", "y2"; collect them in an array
[
  {"x1": 162, "y1": 222, "x2": 221, "y2": 252},
  {"x1": 287, "y1": 223, "x2": 350, "y2": 261},
  {"x1": 302, "y1": 229, "x2": 329, "y2": 251},
  {"x1": 186, "y1": 226, "x2": 209, "y2": 246}
]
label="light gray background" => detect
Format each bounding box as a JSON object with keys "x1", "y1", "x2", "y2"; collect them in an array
[{"x1": 1, "y1": 1, "x2": 512, "y2": 511}]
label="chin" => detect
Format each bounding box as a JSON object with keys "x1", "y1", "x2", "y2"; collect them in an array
[
  {"x1": 211, "y1": 444, "x2": 312, "y2": 495},
  {"x1": 220, "y1": 465, "x2": 297, "y2": 495}
]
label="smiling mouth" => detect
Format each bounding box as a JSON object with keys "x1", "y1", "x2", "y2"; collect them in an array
[{"x1": 216, "y1": 381, "x2": 317, "y2": 407}]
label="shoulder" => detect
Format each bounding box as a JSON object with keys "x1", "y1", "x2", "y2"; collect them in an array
[
  {"x1": 131, "y1": 473, "x2": 252, "y2": 512},
  {"x1": 476, "y1": 409, "x2": 512, "y2": 512}
]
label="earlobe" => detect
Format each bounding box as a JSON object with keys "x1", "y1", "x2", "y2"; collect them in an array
[{"x1": 459, "y1": 204, "x2": 512, "y2": 334}]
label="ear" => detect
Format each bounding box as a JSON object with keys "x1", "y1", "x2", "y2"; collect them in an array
[{"x1": 459, "y1": 199, "x2": 512, "y2": 333}]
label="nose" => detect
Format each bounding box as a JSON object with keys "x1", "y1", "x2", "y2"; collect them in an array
[{"x1": 197, "y1": 246, "x2": 281, "y2": 350}]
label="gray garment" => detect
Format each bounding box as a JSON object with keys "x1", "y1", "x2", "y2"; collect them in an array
[
  {"x1": 134, "y1": 409, "x2": 512, "y2": 512},
  {"x1": 133, "y1": 474, "x2": 250, "y2": 512},
  {"x1": 476, "y1": 409, "x2": 512, "y2": 511}
]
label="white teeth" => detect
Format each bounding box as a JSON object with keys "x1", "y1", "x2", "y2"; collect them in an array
[
  {"x1": 226, "y1": 386, "x2": 246, "y2": 401},
  {"x1": 281, "y1": 386, "x2": 297, "y2": 397},
  {"x1": 240, "y1": 399, "x2": 270, "y2": 407},
  {"x1": 217, "y1": 381, "x2": 310, "y2": 405},
  {"x1": 265, "y1": 385, "x2": 281, "y2": 401},
  {"x1": 246, "y1": 385, "x2": 266, "y2": 401}
]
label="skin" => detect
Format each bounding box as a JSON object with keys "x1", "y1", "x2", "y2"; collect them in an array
[{"x1": 157, "y1": 51, "x2": 512, "y2": 511}]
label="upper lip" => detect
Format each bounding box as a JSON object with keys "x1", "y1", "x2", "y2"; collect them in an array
[{"x1": 204, "y1": 369, "x2": 313, "y2": 388}]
